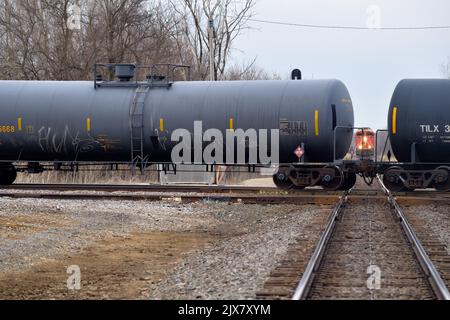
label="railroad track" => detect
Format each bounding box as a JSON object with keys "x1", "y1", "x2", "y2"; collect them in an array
[
  {"x1": 2, "y1": 183, "x2": 449, "y2": 198},
  {"x1": 258, "y1": 177, "x2": 450, "y2": 300},
  {"x1": 0, "y1": 183, "x2": 370, "y2": 195},
  {"x1": 0, "y1": 191, "x2": 343, "y2": 205},
  {"x1": 1, "y1": 182, "x2": 449, "y2": 299},
  {"x1": 1, "y1": 184, "x2": 449, "y2": 205},
  {"x1": 2, "y1": 183, "x2": 276, "y2": 194}
]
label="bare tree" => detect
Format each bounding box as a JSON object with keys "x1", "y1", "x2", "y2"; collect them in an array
[
  {"x1": 0, "y1": 0, "x2": 266, "y2": 82},
  {"x1": 0, "y1": 0, "x2": 43, "y2": 79},
  {"x1": 223, "y1": 59, "x2": 281, "y2": 80},
  {"x1": 0, "y1": 0, "x2": 188, "y2": 80},
  {"x1": 171, "y1": 0, "x2": 255, "y2": 80},
  {"x1": 0, "y1": 0, "x2": 88, "y2": 79}
]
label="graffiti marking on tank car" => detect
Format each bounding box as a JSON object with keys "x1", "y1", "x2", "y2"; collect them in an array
[
  {"x1": 279, "y1": 120, "x2": 308, "y2": 136},
  {"x1": 96, "y1": 135, "x2": 122, "y2": 152},
  {"x1": 38, "y1": 126, "x2": 101, "y2": 155}
]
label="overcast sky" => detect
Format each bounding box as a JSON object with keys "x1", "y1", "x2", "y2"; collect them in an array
[{"x1": 232, "y1": 0, "x2": 450, "y2": 130}]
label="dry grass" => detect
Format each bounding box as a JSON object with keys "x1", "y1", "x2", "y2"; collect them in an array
[
  {"x1": 16, "y1": 165, "x2": 159, "y2": 185},
  {"x1": 15, "y1": 165, "x2": 262, "y2": 185}
]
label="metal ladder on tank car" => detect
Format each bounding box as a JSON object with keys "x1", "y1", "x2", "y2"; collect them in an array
[{"x1": 130, "y1": 86, "x2": 149, "y2": 173}]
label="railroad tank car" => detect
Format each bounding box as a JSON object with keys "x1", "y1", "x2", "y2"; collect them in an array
[
  {"x1": 0, "y1": 64, "x2": 354, "y2": 188},
  {"x1": 388, "y1": 79, "x2": 450, "y2": 163},
  {"x1": 383, "y1": 79, "x2": 450, "y2": 191}
]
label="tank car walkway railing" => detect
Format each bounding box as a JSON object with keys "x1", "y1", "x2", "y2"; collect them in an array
[{"x1": 94, "y1": 63, "x2": 191, "y2": 89}]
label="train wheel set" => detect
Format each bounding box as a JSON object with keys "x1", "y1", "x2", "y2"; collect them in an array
[
  {"x1": 381, "y1": 165, "x2": 450, "y2": 192},
  {"x1": 0, "y1": 64, "x2": 449, "y2": 192},
  {"x1": 272, "y1": 164, "x2": 358, "y2": 191}
]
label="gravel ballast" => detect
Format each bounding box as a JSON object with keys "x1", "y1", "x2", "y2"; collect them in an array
[
  {"x1": 0, "y1": 195, "x2": 329, "y2": 299},
  {"x1": 147, "y1": 203, "x2": 327, "y2": 299}
]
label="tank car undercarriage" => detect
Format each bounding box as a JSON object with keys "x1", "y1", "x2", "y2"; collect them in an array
[
  {"x1": 381, "y1": 165, "x2": 450, "y2": 192},
  {"x1": 2, "y1": 160, "x2": 450, "y2": 192},
  {"x1": 272, "y1": 161, "x2": 371, "y2": 191},
  {"x1": 272, "y1": 163, "x2": 450, "y2": 192}
]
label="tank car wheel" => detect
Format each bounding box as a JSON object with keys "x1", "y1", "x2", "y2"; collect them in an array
[
  {"x1": 0, "y1": 165, "x2": 17, "y2": 186},
  {"x1": 433, "y1": 166, "x2": 450, "y2": 191},
  {"x1": 382, "y1": 167, "x2": 406, "y2": 192},
  {"x1": 273, "y1": 172, "x2": 294, "y2": 190},
  {"x1": 321, "y1": 166, "x2": 344, "y2": 191},
  {"x1": 340, "y1": 172, "x2": 357, "y2": 191}
]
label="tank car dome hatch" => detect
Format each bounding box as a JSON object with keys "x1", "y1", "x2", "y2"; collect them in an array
[{"x1": 114, "y1": 64, "x2": 136, "y2": 82}]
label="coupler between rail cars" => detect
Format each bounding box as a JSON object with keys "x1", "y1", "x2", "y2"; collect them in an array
[
  {"x1": 0, "y1": 163, "x2": 17, "y2": 186},
  {"x1": 381, "y1": 165, "x2": 450, "y2": 192}
]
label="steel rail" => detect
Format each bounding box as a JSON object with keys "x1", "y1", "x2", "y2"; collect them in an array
[
  {"x1": 377, "y1": 175, "x2": 450, "y2": 300},
  {"x1": 0, "y1": 192, "x2": 344, "y2": 205},
  {"x1": 0, "y1": 184, "x2": 404, "y2": 196},
  {"x1": 292, "y1": 191, "x2": 349, "y2": 300},
  {"x1": 0, "y1": 184, "x2": 379, "y2": 197},
  {"x1": 1, "y1": 183, "x2": 276, "y2": 194},
  {"x1": 3, "y1": 183, "x2": 450, "y2": 197}
]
